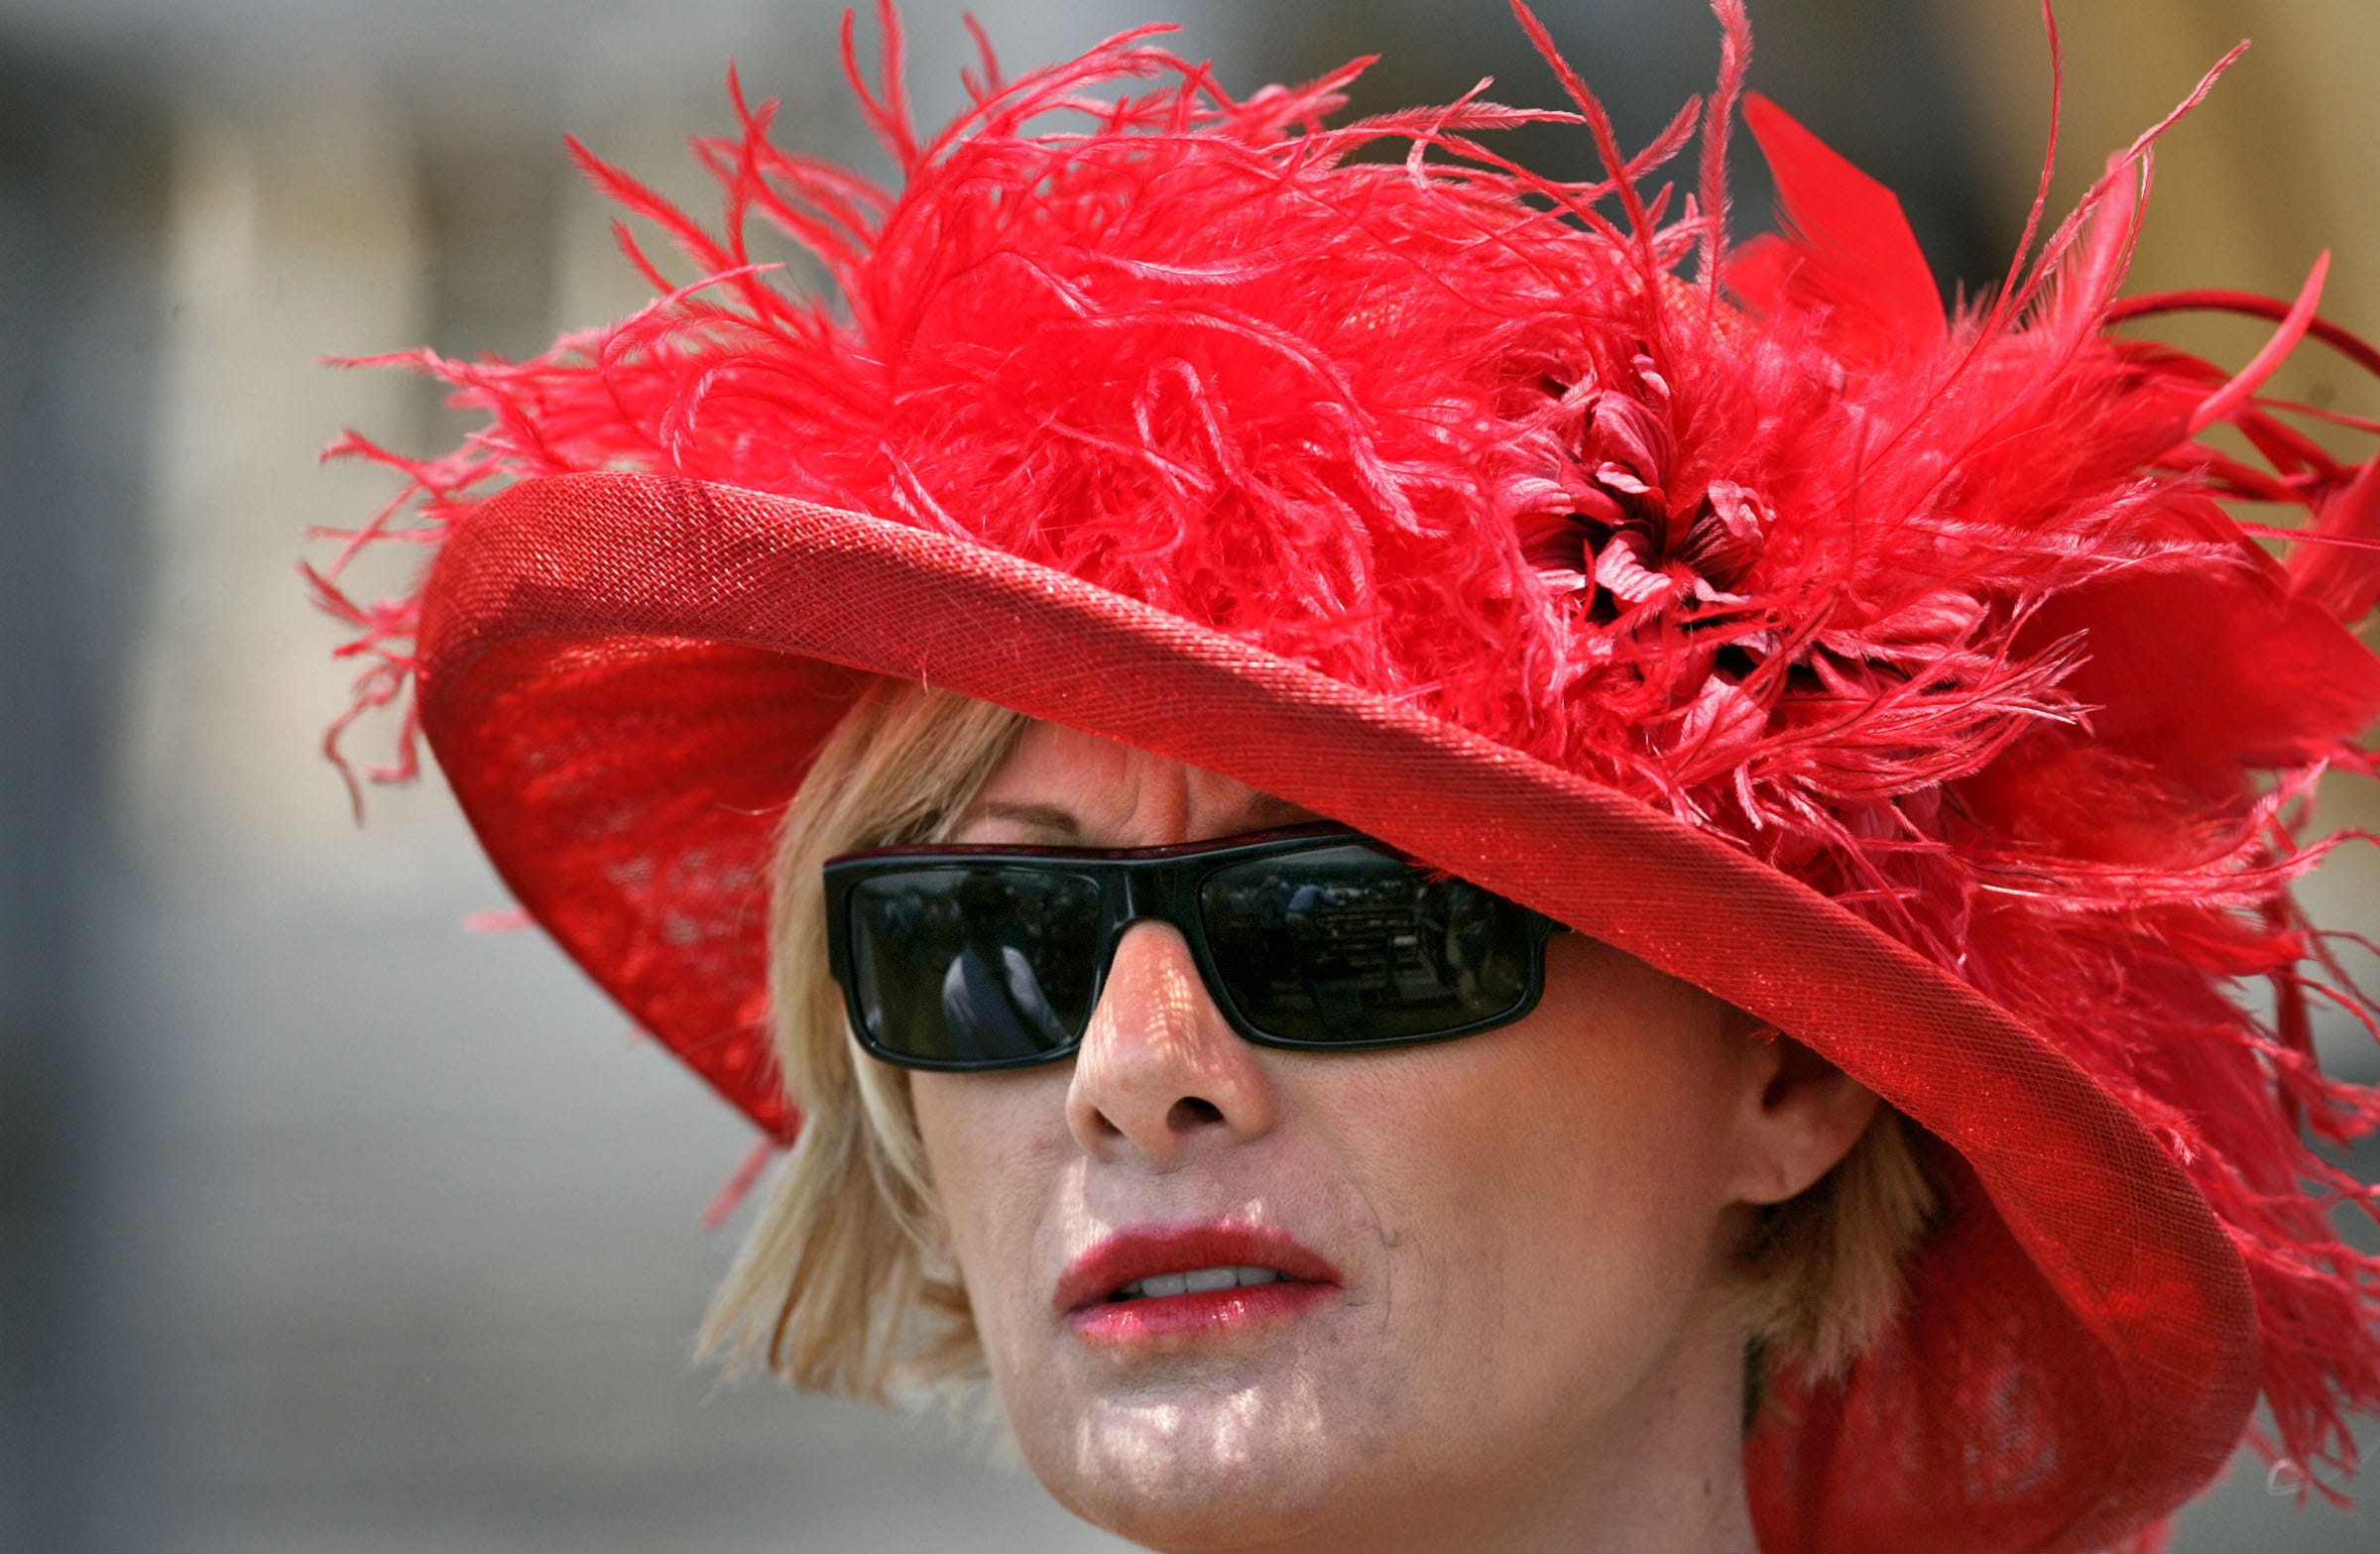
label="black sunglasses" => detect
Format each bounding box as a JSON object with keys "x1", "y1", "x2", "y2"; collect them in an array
[{"x1": 822, "y1": 822, "x2": 1561, "y2": 1072}]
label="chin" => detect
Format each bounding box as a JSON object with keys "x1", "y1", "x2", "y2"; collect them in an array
[
  {"x1": 1014, "y1": 1387, "x2": 1362, "y2": 1551},
  {"x1": 1052, "y1": 1470, "x2": 1339, "y2": 1553}
]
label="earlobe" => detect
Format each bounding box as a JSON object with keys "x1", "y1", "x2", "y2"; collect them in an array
[{"x1": 1732, "y1": 1030, "x2": 1882, "y2": 1207}]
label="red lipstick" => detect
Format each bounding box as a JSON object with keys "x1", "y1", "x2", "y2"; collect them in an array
[{"x1": 1056, "y1": 1222, "x2": 1341, "y2": 1349}]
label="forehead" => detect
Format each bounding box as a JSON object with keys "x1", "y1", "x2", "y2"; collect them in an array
[{"x1": 956, "y1": 721, "x2": 1317, "y2": 847}]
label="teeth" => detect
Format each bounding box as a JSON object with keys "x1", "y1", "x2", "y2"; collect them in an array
[{"x1": 1114, "y1": 1264, "x2": 1285, "y2": 1301}]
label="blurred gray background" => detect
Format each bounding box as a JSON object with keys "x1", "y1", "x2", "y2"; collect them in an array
[{"x1": 2, "y1": 1, "x2": 2375, "y2": 1550}]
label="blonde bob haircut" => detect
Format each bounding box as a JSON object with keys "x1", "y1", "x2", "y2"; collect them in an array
[{"x1": 700, "y1": 678, "x2": 1938, "y2": 1412}]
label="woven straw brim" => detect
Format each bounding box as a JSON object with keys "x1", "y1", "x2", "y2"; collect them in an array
[{"x1": 417, "y1": 471, "x2": 2258, "y2": 1553}]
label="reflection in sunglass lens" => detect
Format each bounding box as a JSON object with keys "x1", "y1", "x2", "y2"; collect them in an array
[
  {"x1": 847, "y1": 868, "x2": 1103, "y2": 1063},
  {"x1": 1198, "y1": 844, "x2": 1533, "y2": 1043}
]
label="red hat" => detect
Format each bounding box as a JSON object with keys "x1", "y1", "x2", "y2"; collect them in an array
[{"x1": 312, "y1": 3, "x2": 2380, "y2": 1549}]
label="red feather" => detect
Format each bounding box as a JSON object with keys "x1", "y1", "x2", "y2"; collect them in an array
[
  {"x1": 2293, "y1": 453, "x2": 2380, "y2": 622},
  {"x1": 1728, "y1": 91, "x2": 1944, "y2": 349}
]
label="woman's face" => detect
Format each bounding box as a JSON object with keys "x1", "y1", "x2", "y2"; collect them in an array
[{"x1": 907, "y1": 723, "x2": 1801, "y2": 1552}]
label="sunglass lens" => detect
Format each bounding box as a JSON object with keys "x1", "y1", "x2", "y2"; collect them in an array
[
  {"x1": 846, "y1": 867, "x2": 1104, "y2": 1064},
  {"x1": 1197, "y1": 844, "x2": 1535, "y2": 1044}
]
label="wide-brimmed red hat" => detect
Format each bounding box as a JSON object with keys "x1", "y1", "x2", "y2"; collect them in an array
[{"x1": 314, "y1": 3, "x2": 2380, "y2": 1549}]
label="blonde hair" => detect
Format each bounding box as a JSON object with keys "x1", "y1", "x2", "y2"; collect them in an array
[
  {"x1": 699, "y1": 678, "x2": 1938, "y2": 1412},
  {"x1": 1735, "y1": 1103, "x2": 1938, "y2": 1387},
  {"x1": 699, "y1": 679, "x2": 1028, "y2": 1399}
]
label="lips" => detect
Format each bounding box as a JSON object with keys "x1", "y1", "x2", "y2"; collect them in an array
[{"x1": 1055, "y1": 1222, "x2": 1342, "y2": 1348}]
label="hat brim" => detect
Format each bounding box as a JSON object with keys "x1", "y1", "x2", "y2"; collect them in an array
[{"x1": 418, "y1": 471, "x2": 2257, "y2": 1552}]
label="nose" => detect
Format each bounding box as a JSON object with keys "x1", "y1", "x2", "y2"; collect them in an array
[{"x1": 1065, "y1": 919, "x2": 1278, "y2": 1164}]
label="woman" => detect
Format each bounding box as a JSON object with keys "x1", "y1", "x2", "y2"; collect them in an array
[
  {"x1": 724, "y1": 697, "x2": 1919, "y2": 1553},
  {"x1": 315, "y1": 3, "x2": 2380, "y2": 1549}
]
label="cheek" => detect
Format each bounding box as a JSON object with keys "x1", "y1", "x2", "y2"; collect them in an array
[
  {"x1": 1366, "y1": 1030, "x2": 1735, "y2": 1245},
  {"x1": 1332, "y1": 986, "x2": 1747, "y2": 1405},
  {"x1": 909, "y1": 1071, "x2": 1076, "y2": 1342}
]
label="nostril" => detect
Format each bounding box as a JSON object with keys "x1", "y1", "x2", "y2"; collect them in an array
[{"x1": 1168, "y1": 1096, "x2": 1225, "y2": 1130}]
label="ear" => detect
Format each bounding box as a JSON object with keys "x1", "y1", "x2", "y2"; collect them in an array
[{"x1": 1726, "y1": 1026, "x2": 1881, "y2": 1207}]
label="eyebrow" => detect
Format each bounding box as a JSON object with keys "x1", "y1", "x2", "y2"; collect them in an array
[
  {"x1": 972, "y1": 801, "x2": 1082, "y2": 840},
  {"x1": 966, "y1": 794, "x2": 1315, "y2": 841}
]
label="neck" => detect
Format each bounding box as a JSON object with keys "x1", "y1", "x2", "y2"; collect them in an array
[{"x1": 1245, "y1": 1308, "x2": 1760, "y2": 1554}]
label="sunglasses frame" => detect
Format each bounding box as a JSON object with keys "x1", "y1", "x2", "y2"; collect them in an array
[{"x1": 822, "y1": 821, "x2": 1563, "y2": 1072}]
